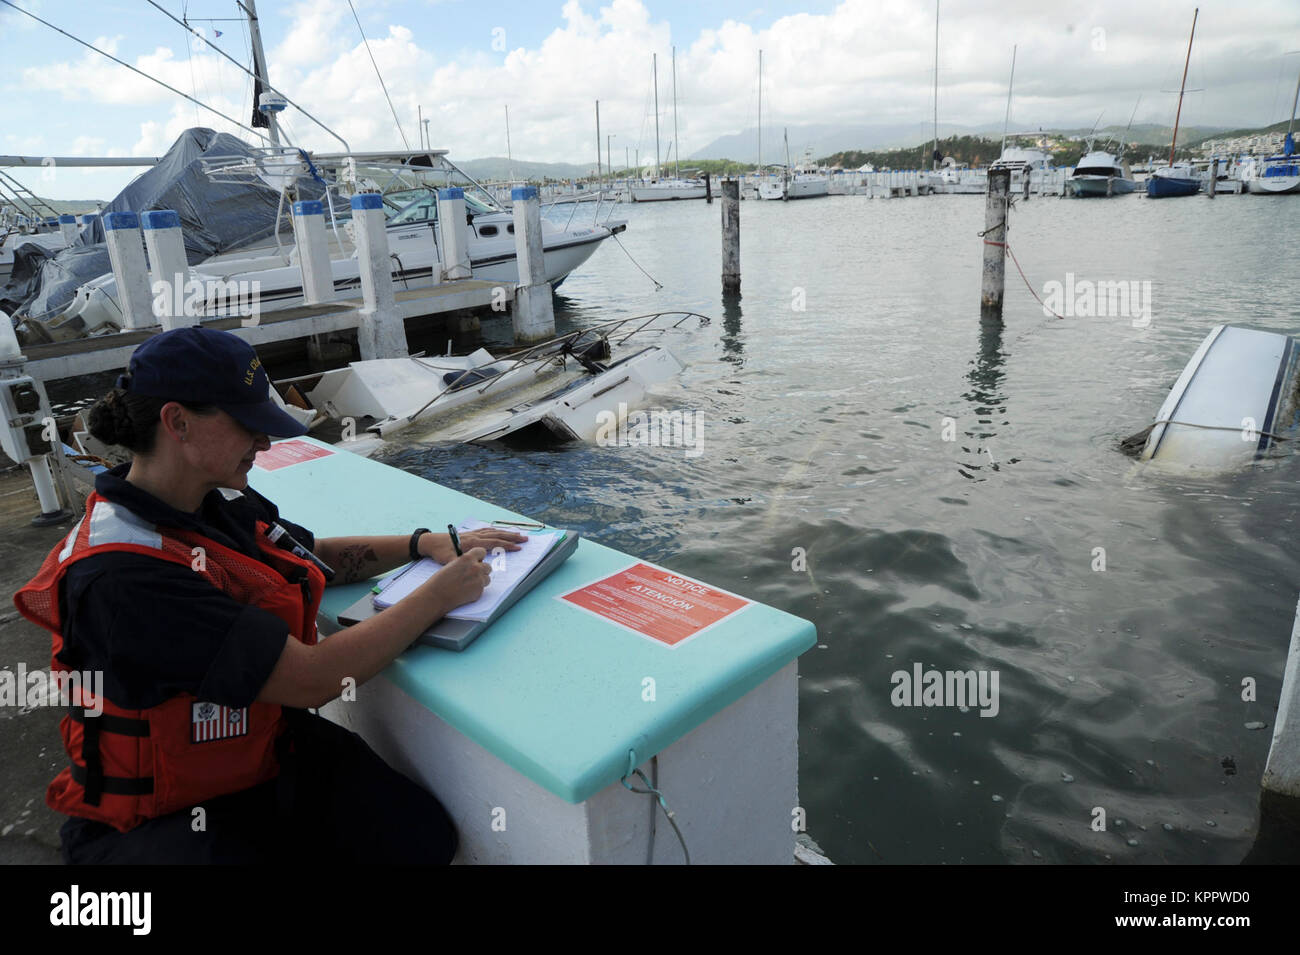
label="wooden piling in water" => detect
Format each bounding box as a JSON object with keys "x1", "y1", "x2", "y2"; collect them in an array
[
  {"x1": 981, "y1": 168, "x2": 1010, "y2": 321},
  {"x1": 721, "y1": 178, "x2": 740, "y2": 293},
  {"x1": 1208, "y1": 159, "x2": 1218, "y2": 199},
  {"x1": 705, "y1": 172, "x2": 713, "y2": 204}
]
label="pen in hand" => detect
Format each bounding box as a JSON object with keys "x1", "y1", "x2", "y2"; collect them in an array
[{"x1": 448, "y1": 524, "x2": 463, "y2": 557}]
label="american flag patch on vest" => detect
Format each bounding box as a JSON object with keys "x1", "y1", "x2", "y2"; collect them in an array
[{"x1": 191, "y1": 701, "x2": 250, "y2": 743}]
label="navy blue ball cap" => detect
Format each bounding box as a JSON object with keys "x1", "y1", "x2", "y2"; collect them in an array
[{"x1": 120, "y1": 326, "x2": 308, "y2": 438}]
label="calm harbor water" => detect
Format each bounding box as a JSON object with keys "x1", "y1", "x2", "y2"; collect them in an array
[{"x1": 377, "y1": 191, "x2": 1300, "y2": 865}]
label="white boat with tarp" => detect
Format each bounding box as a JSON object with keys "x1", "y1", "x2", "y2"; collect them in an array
[{"x1": 20, "y1": 131, "x2": 624, "y2": 343}]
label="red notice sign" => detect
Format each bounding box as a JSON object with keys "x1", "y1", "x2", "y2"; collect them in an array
[
  {"x1": 559, "y1": 563, "x2": 750, "y2": 647},
  {"x1": 253, "y1": 440, "x2": 334, "y2": 472}
]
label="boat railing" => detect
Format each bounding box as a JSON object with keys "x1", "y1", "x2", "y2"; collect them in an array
[{"x1": 401, "y1": 311, "x2": 709, "y2": 425}]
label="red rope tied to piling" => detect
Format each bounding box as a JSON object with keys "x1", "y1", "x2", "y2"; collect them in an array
[{"x1": 1004, "y1": 241, "x2": 1066, "y2": 320}]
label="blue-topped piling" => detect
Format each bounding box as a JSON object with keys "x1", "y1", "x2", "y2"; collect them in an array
[
  {"x1": 510, "y1": 186, "x2": 555, "y2": 344},
  {"x1": 141, "y1": 210, "x2": 188, "y2": 331},
  {"x1": 436, "y1": 187, "x2": 471, "y2": 281},
  {"x1": 350, "y1": 192, "x2": 408, "y2": 360},
  {"x1": 102, "y1": 211, "x2": 156, "y2": 331}
]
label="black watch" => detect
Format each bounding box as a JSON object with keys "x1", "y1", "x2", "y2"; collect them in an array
[{"x1": 409, "y1": 527, "x2": 431, "y2": 562}]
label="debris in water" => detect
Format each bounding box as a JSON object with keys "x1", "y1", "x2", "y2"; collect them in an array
[{"x1": 1244, "y1": 721, "x2": 1267, "y2": 730}]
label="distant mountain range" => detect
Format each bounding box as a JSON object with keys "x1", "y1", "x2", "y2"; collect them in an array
[
  {"x1": 455, "y1": 156, "x2": 597, "y2": 181},
  {"x1": 685, "y1": 121, "x2": 1235, "y2": 163}
]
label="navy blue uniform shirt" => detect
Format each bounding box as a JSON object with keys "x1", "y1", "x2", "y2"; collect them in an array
[{"x1": 55, "y1": 464, "x2": 316, "y2": 710}]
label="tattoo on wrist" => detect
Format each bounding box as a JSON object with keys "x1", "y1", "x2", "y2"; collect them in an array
[{"x1": 336, "y1": 544, "x2": 379, "y2": 583}]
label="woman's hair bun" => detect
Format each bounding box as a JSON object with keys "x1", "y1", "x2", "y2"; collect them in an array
[{"x1": 87, "y1": 389, "x2": 139, "y2": 450}]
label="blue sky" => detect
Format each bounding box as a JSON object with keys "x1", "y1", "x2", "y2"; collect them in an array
[{"x1": 4, "y1": 0, "x2": 1299, "y2": 199}]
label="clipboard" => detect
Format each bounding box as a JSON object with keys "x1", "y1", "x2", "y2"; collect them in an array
[{"x1": 337, "y1": 531, "x2": 580, "y2": 651}]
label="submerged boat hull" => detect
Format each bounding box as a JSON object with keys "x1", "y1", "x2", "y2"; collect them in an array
[{"x1": 1141, "y1": 324, "x2": 1298, "y2": 469}]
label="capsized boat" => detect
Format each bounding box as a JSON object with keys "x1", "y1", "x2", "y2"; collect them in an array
[
  {"x1": 1139, "y1": 324, "x2": 1298, "y2": 470},
  {"x1": 300, "y1": 311, "x2": 705, "y2": 443}
]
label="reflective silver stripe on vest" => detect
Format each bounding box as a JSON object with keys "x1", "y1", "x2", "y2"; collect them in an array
[
  {"x1": 86, "y1": 499, "x2": 163, "y2": 552},
  {"x1": 58, "y1": 518, "x2": 86, "y2": 564}
]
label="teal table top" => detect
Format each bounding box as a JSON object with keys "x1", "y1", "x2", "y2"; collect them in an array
[{"x1": 250, "y1": 437, "x2": 816, "y2": 803}]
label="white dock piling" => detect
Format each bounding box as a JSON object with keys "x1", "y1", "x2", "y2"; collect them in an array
[
  {"x1": 721, "y1": 178, "x2": 740, "y2": 293},
  {"x1": 436, "y1": 187, "x2": 472, "y2": 281},
  {"x1": 102, "y1": 211, "x2": 158, "y2": 331},
  {"x1": 57, "y1": 214, "x2": 77, "y2": 246},
  {"x1": 141, "y1": 210, "x2": 189, "y2": 330},
  {"x1": 981, "y1": 168, "x2": 1010, "y2": 321},
  {"x1": 291, "y1": 200, "x2": 335, "y2": 306},
  {"x1": 510, "y1": 186, "x2": 556, "y2": 344},
  {"x1": 351, "y1": 192, "x2": 408, "y2": 361}
]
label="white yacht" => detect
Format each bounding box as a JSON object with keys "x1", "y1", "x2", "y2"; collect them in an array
[{"x1": 1068, "y1": 149, "x2": 1136, "y2": 197}]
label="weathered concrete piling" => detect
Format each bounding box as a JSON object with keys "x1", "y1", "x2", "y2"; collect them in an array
[
  {"x1": 980, "y1": 167, "x2": 1010, "y2": 321},
  {"x1": 102, "y1": 211, "x2": 156, "y2": 330},
  {"x1": 141, "y1": 210, "x2": 187, "y2": 330},
  {"x1": 437, "y1": 187, "x2": 472, "y2": 280},
  {"x1": 510, "y1": 186, "x2": 556, "y2": 344},
  {"x1": 351, "y1": 192, "x2": 409, "y2": 360},
  {"x1": 721, "y1": 178, "x2": 740, "y2": 293},
  {"x1": 291, "y1": 199, "x2": 335, "y2": 305}
]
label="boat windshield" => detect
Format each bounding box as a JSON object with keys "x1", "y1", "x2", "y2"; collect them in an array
[{"x1": 386, "y1": 188, "x2": 499, "y2": 224}]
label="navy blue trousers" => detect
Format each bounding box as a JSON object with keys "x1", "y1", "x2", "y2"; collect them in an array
[{"x1": 60, "y1": 710, "x2": 458, "y2": 865}]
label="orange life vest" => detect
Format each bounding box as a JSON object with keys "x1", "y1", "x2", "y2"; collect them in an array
[{"x1": 13, "y1": 490, "x2": 325, "y2": 833}]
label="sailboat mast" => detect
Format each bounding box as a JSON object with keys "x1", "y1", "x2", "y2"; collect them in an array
[
  {"x1": 932, "y1": 0, "x2": 939, "y2": 170},
  {"x1": 505, "y1": 105, "x2": 514, "y2": 181},
  {"x1": 672, "y1": 46, "x2": 680, "y2": 179},
  {"x1": 1168, "y1": 7, "x2": 1198, "y2": 167},
  {"x1": 1287, "y1": 60, "x2": 1300, "y2": 140},
  {"x1": 757, "y1": 50, "x2": 763, "y2": 172},
  {"x1": 244, "y1": 0, "x2": 280, "y2": 146},
  {"x1": 653, "y1": 54, "x2": 661, "y2": 177},
  {"x1": 595, "y1": 99, "x2": 602, "y2": 187},
  {"x1": 1000, "y1": 45, "x2": 1017, "y2": 156}
]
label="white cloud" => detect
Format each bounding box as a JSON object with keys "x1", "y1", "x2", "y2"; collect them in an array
[{"x1": 11, "y1": 0, "x2": 1300, "y2": 201}]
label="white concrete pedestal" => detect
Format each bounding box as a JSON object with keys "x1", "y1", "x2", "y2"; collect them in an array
[{"x1": 320, "y1": 661, "x2": 800, "y2": 865}]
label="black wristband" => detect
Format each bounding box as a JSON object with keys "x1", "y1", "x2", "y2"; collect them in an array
[{"x1": 409, "y1": 527, "x2": 431, "y2": 562}]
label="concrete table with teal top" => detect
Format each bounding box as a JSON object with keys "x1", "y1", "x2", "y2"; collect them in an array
[{"x1": 249, "y1": 437, "x2": 817, "y2": 863}]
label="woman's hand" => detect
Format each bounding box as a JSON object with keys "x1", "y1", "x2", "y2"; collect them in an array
[
  {"x1": 425, "y1": 547, "x2": 492, "y2": 608},
  {"x1": 419, "y1": 527, "x2": 528, "y2": 564}
]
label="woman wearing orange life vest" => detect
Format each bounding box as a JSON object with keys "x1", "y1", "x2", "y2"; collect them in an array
[{"x1": 14, "y1": 326, "x2": 526, "y2": 864}]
